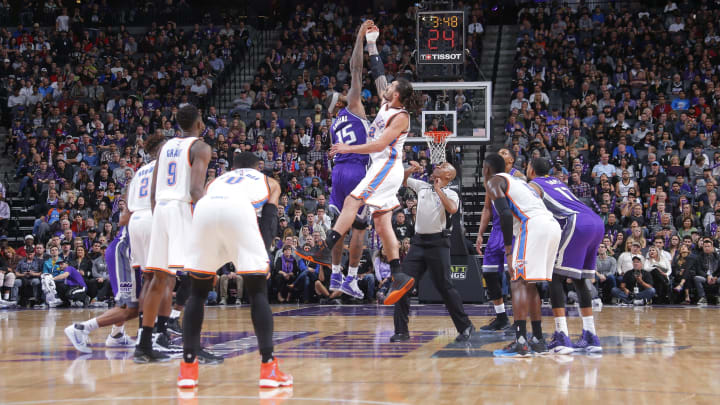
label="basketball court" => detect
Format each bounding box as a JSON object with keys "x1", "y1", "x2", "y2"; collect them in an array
[{"x1": 0, "y1": 304, "x2": 718, "y2": 404}]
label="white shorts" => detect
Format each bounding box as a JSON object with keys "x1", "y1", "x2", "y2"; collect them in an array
[
  {"x1": 512, "y1": 215, "x2": 561, "y2": 282},
  {"x1": 146, "y1": 199, "x2": 193, "y2": 275},
  {"x1": 350, "y1": 159, "x2": 403, "y2": 214},
  {"x1": 128, "y1": 208, "x2": 152, "y2": 271},
  {"x1": 184, "y1": 196, "x2": 270, "y2": 276}
]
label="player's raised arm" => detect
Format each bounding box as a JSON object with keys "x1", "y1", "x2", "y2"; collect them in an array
[
  {"x1": 366, "y1": 24, "x2": 388, "y2": 97},
  {"x1": 189, "y1": 141, "x2": 212, "y2": 204},
  {"x1": 347, "y1": 21, "x2": 373, "y2": 119}
]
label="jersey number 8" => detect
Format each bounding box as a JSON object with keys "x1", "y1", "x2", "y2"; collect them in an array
[{"x1": 167, "y1": 162, "x2": 177, "y2": 186}]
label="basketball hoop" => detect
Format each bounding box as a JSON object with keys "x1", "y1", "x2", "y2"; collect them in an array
[{"x1": 423, "y1": 131, "x2": 452, "y2": 164}]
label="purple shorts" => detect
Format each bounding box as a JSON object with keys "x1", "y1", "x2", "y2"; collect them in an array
[
  {"x1": 329, "y1": 162, "x2": 367, "y2": 219},
  {"x1": 554, "y1": 215, "x2": 605, "y2": 279},
  {"x1": 107, "y1": 229, "x2": 142, "y2": 308},
  {"x1": 482, "y1": 229, "x2": 516, "y2": 272}
]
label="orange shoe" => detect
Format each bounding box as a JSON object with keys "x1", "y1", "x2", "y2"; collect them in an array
[
  {"x1": 259, "y1": 358, "x2": 293, "y2": 388},
  {"x1": 177, "y1": 360, "x2": 199, "y2": 389}
]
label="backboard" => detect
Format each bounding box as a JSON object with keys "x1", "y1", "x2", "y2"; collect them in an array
[{"x1": 404, "y1": 81, "x2": 492, "y2": 144}]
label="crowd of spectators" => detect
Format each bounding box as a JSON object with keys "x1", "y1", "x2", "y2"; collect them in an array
[
  {"x1": 506, "y1": 1, "x2": 720, "y2": 305},
  {"x1": 0, "y1": 1, "x2": 492, "y2": 308}
]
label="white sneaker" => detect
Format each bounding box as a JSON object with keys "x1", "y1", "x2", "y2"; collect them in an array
[
  {"x1": 49, "y1": 298, "x2": 64, "y2": 307},
  {"x1": 105, "y1": 332, "x2": 134, "y2": 347},
  {"x1": 219, "y1": 298, "x2": 227, "y2": 305},
  {"x1": 2, "y1": 293, "x2": 9, "y2": 300},
  {"x1": 65, "y1": 324, "x2": 92, "y2": 353},
  {"x1": 632, "y1": 299, "x2": 645, "y2": 306}
]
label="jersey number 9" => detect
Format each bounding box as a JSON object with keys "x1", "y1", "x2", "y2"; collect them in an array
[{"x1": 167, "y1": 162, "x2": 177, "y2": 186}]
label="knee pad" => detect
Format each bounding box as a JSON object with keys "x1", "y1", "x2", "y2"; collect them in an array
[
  {"x1": 571, "y1": 278, "x2": 593, "y2": 308},
  {"x1": 549, "y1": 273, "x2": 567, "y2": 309},
  {"x1": 352, "y1": 218, "x2": 368, "y2": 230},
  {"x1": 482, "y1": 272, "x2": 503, "y2": 301}
]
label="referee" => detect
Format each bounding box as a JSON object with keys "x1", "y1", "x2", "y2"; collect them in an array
[{"x1": 388, "y1": 161, "x2": 475, "y2": 343}]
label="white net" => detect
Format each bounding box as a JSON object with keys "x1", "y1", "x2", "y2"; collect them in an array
[{"x1": 424, "y1": 131, "x2": 451, "y2": 164}]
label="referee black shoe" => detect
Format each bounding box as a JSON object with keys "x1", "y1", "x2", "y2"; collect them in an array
[
  {"x1": 455, "y1": 325, "x2": 476, "y2": 342},
  {"x1": 389, "y1": 333, "x2": 410, "y2": 342},
  {"x1": 382, "y1": 273, "x2": 415, "y2": 306},
  {"x1": 133, "y1": 346, "x2": 171, "y2": 363}
]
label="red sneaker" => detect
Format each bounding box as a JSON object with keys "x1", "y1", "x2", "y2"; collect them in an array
[
  {"x1": 259, "y1": 358, "x2": 293, "y2": 388},
  {"x1": 177, "y1": 360, "x2": 199, "y2": 389}
]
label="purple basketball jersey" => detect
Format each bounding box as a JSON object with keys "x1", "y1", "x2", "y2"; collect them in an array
[
  {"x1": 532, "y1": 176, "x2": 604, "y2": 278},
  {"x1": 329, "y1": 108, "x2": 369, "y2": 216},
  {"x1": 107, "y1": 226, "x2": 142, "y2": 307},
  {"x1": 331, "y1": 108, "x2": 369, "y2": 166}
]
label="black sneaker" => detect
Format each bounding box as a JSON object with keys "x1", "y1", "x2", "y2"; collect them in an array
[
  {"x1": 529, "y1": 336, "x2": 549, "y2": 355},
  {"x1": 133, "y1": 346, "x2": 171, "y2": 363},
  {"x1": 154, "y1": 332, "x2": 182, "y2": 352},
  {"x1": 295, "y1": 242, "x2": 332, "y2": 267},
  {"x1": 197, "y1": 348, "x2": 224, "y2": 365},
  {"x1": 479, "y1": 315, "x2": 510, "y2": 332},
  {"x1": 389, "y1": 333, "x2": 410, "y2": 342},
  {"x1": 166, "y1": 317, "x2": 183, "y2": 335},
  {"x1": 382, "y1": 273, "x2": 415, "y2": 306},
  {"x1": 493, "y1": 336, "x2": 531, "y2": 358},
  {"x1": 455, "y1": 325, "x2": 476, "y2": 342}
]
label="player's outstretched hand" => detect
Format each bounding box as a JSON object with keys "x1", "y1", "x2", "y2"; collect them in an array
[
  {"x1": 408, "y1": 160, "x2": 422, "y2": 173},
  {"x1": 359, "y1": 19, "x2": 375, "y2": 37},
  {"x1": 330, "y1": 143, "x2": 350, "y2": 157}
]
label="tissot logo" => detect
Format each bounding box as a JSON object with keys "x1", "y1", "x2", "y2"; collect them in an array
[{"x1": 421, "y1": 53, "x2": 462, "y2": 61}]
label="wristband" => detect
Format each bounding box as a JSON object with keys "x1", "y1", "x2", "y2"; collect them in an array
[{"x1": 366, "y1": 30, "x2": 379, "y2": 43}]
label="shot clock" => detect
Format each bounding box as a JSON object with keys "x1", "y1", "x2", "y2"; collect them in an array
[{"x1": 416, "y1": 11, "x2": 465, "y2": 65}]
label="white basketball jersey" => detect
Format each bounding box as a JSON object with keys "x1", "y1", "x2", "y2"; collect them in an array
[
  {"x1": 494, "y1": 173, "x2": 553, "y2": 235},
  {"x1": 206, "y1": 168, "x2": 270, "y2": 213},
  {"x1": 155, "y1": 137, "x2": 199, "y2": 202},
  {"x1": 127, "y1": 160, "x2": 155, "y2": 212},
  {"x1": 367, "y1": 102, "x2": 410, "y2": 164}
]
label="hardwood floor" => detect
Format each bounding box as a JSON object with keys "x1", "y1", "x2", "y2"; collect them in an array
[{"x1": 1, "y1": 304, "x2": 719, "y2": 404}]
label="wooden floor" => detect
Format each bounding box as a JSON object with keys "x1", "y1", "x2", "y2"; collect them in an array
[{"x1": 1, "y1": 304, "x2": 720, "y2": 404}]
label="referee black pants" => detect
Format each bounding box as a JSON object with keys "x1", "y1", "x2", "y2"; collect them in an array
[{"x1": 394, "y1": 235, "x2": 472, "y2": 335}]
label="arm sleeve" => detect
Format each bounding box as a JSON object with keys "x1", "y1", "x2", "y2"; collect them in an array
[
  {"x1": 369, "y1": 54, "x2": 385, "y2": 81},
  {"x1": 259, "y1": 203, "x2": 279, "y2": 250},
  {"x1": 492, "y1": 198, "x2": 514, "y2": 247}
]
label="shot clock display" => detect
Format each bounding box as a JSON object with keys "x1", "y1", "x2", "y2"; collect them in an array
[{"x1": 416, "y1": 11, "x2": 465, "y2": 65}]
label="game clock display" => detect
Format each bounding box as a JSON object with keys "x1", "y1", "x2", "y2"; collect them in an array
[{"x1": 416, "y1": 11, "x2": 465, "y2": 65}]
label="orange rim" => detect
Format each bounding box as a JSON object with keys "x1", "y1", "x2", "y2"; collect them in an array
[{"x1": 424, "y1": 131, "x2": 452, "y2": 143}]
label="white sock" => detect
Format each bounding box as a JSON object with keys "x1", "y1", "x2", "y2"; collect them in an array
[
  {"x1": 554, "y1": 316, "x2": 568, "y2": 335},
  {"x1": 111, "y1": 324, "x2": 125, "y2": 337},
  {"x1": 348, "y1": 266, "x2": 358, "y2": 278},
  {"x1": 582, "y1": 316, "x2": 596, "y2": 335},
  {"x1": 170, "y1": 309, "x2": 181, "y2": 319},
  {"x1": 332, "y1": 264, "x2": 342, "y2": 274},
  {"x1": 494, "y1": 303, "x2": 506, "y2": 314},
  {"x1": 82, "y1": 318, "x2": 99, "y2": 332}
]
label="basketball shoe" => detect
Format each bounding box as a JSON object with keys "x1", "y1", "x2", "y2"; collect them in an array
[
  {"x1": 340, "y1": 275, "x2": 364, "y2": 299},
  {"x1": 382, "y1": 273, "x2": 415, "y2": 305},
  {"x1": 167, "y1": 317, "x2": 183, "y2": 335},
  {"x1": 547, "y1": 331, "x2": 575, "y2": 355},
  {"x1": 198, "y1": 348, "x2": 224, "y2": 365},
  {"x1": 492, "y1": 336, "x2": 530, "y2": 357},
  {"x1": 153, "y1": 331, "x2": 182, "y2": 352},
  {"x1": 259, "y1": 358, "x2": 293, "y2": 388},
  {"x1": 177, "y1": 360, "x2": 199, "y2": 388},
  {"x1": 133, "y1": 345, "x2": 171, "y2": 363},
  {"x1": 64, "y1": 324, "x2": 91, "y2": 353},
  {"x1": 529, "y1": 336, "x2": 549, "y2": 355},
  {"x1": 479, "y1": 314, "x2": 510, "y2": 332},
  {"x1": 295, "y1": 242, "x2": 332, "y2": 267},
  {"x1": 329, "y1": 272, "x2": 344, "y2": 292},
  {"x1": 105, "y1": 332, "x2": 134, "y2": 348},
  {"x1": 573, "y1": 330, "x2": 602, "y2": 353}
]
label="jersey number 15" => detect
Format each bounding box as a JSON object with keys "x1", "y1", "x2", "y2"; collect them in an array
[{"x1": 338, "y1": 126, "x2": 356, "y2": 144}]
